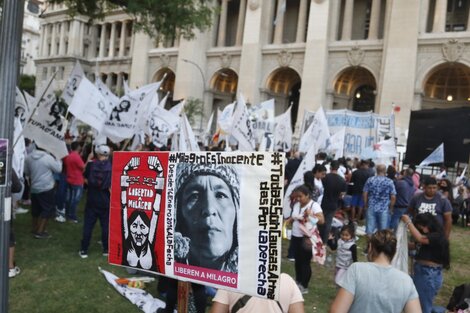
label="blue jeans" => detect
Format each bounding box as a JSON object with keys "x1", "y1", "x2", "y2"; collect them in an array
[
  {"x1": 55, "y1": 173, "x2": 67, "y2": 215},
  {"x1": 413, "y1": 262, "x2": 443, "y2": 313},
  {"x1": 390, "y1": 207, "x2": 408, "y2": 231},
  {"x1": 80, "y1": 206, "x2": 109, "y2": 253},
  {"x1": 66, "y1": 184, "x2": 83, "y2": 220},
  {"x1": 366, "y1": 209, "x2": 390, "y2": 234}
]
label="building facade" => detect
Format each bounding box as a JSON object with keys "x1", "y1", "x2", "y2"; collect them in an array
[
  {"x1": 35, "y1": 0, "x2": 470, "y2": 144},
  {"x1": 20, "y1": 0, "x2": 42, "y2": 75}
]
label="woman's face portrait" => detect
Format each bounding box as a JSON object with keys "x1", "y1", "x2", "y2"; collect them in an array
[
  {"x1": 130, "y1": 215, "x2": 150, "y2": 247},
  {"x1": 180, "y1": 175, "x2": 236, "y2": 262}
]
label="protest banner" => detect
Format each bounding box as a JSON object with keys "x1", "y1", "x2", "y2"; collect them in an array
[
  {"x1": 109, "y1": 151, "x2": 285, "y2": 300},
  {"x1": 300, "y1": 109, "x2": 395, "y2": 158},
  {"x1": 249, "y1": 99, "x2": 275, "y2": 144}
]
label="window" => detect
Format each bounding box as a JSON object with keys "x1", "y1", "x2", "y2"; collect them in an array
[
  {"x1": 27, "y1": 1, "x2": 40, "y2": 14},
  {"x1": 446, "y1": 0, "x2": 469, "y2": 31}
]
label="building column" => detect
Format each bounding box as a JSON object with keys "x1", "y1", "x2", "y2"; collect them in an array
[
  {"x1": 129, "y1": 32, "x2": 151, "y2": 88},
  {"x1": 368, "y1": 0, "x2": 381, "y2": 39},
  {"x1": 69, "y1": 20, "x2": 80, "y2": 56},
  {"x1": 235, "y1": 0, "x2": 247, "y2": 46},
  {"x1": 117, "y1": 72, "x2": 123, "y2": 93},
  {"x1": 341, "y1": 0, "x2": 354, "y2": 40},
  {"x1": 50, "y1": 23, "x2": 57, "y2": 55},
  {"x1": 296, "y1": 0, "x2": 308, "y2": 42},
  {"x1": 109, "y1": 22, "x2": 116, "y2": 57},
  {"x1": 432, "y1": 0, "x2": 448, "y2": 33},
  {"x1": 78, "y1": 22, "x2": 85, "y2": 56},
  {"x1": 420, "y1": 0, "x2": 430, "y2": 33},
  {"x1": 58, "y1": 22, "x2": 66, "y2": 55},
  {"x1": 297, "y1": 0, "x2": 331, "y2": 130},
  {"x1": 41, "y1": 24, "x2": 49, "y2": 56},
  {"x1": 90, "y1": 25, "x2": 98, "y2": 58},
  {"x1": 329, "y1": 0, "x2": 341, "y2": 41},
  {"x1": 99, "y1": 23, "x2": 106, "y2": 58},
  {"x1": 273, "y1": 0, "x2": 285, "y2": 44},
  {"x1": 119, "y1": 21, "x2": 127, "y2": 57},
  {"x1": 217, "y1": 0, "x2": 228, "y2": 46}
]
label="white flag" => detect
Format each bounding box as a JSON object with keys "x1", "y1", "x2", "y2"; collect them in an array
[
  {"x1": 123, "y1": 79, "x2": 132, "y2": 94},
  {"x1": 69, "y1": 117, "x2": 80, "y2": 139},
  {"x1": 273, "y1": 106, "x2": 293, "y2": 152},
  {"x1": 69, "y1": 76, "x2": 112, "y2": 133},
  {"x1": 373, "y1": 138, "x2": 397, "y2": 159},
  {"x1": 282, "y1": 143, "x2": 317, "y2": 218},
  {"x1": 169, "y1": 100, "x2": 185, "y2": 116},
  {"x1": 419, "y1": 143, "x2": 444, "y2": 166},
  {"x1": 95, "y1": 78, "x2": 120, "y2": 108},
  {"x1": 179, "y1": 113, "x2": 200, "y2": 151},
  {"x1": 203, "y1": 111, "x2": 215, "y2": 146},
  {"x1": 231, "y1": 94, "x2": 256, "y2": 151},
  {"x1": 103, "y1": 82, "x2": 161, "y2": 143},
  {"x1": 259, "y1": 132, "x2": 275, "y2": 152},
  {"x1": 218, "y1": 102, "x2": 235, "y2": 133},
  {"x1": 13, "y1": 117, "x2": 26, "y2": 178},
  {"x1": 298, "y1": 107, "x2": 330, "y2": 153},
  {"x1": 159, "y1": 92, "x2": 170, "y2": 108},
  {"x1": 249, "y1": 99, "x2": 275, "y2": 144},
  {"x1": 23, "y1": 79, "x2": 68, "y2": 159},
  {"x1": 15, "y1": 87, "x2": 30, "y2": 125},
  {"x1": 148, "y1": 105, "x2": 180, "y2": 148},
  {"x1": 61, "y1": 61, "x2": 85, "y2": 106},
  {"x1": 24, "y1": 91, "x2": 36, "y2": 112},
  {"x1": 327, "y1": 127, "x2": 346, "y2": 159}
]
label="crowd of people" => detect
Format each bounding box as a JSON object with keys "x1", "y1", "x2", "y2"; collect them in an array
[{"x1": 8, "y1": 133, "x2": 470, "y2": 312}]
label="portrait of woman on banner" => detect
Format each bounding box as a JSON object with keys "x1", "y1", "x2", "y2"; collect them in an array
[{"x1": 174, "y1": 163, "x2": 240, "y2": 273}]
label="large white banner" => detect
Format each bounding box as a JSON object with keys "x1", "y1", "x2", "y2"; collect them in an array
[
  {"x1": 300, "y1": 109, "x2": 395, "y2": 159},
  {"x1": 109, "y1": 151, "x2": 285, "y2": 300},
  {"x1": 148, "y1": 104, "x2": 180, "y2": 148},
  {"x1": 61, "y1": 61, "x2": 85, "y2": 106},
  {"x1": 231, "y1": 95, "x2": 256, "y2": 151}
]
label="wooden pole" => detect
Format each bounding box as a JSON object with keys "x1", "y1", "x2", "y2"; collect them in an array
[{"x1": 177, "y1": 281, "x2": 190, "y2": 313}]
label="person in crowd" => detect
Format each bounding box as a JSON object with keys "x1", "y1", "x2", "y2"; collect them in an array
[
  {"x1": 9, "y1": 170, "x2": 23, "y2": 278},
  {"x1": 454, "y1": 185, "x2": 468, "y2": 227},
  {"x1": 25, "y1": 146, "x2": 62, "y2": 239},
  {"x1": 157, "y1": 278, "x2": 207, "y2": 313},
  {"x1": 285, "y1": 151, "x2": 302, "y2": 187},
  {"x1": 328, "y1": 223, "x2": 357, "y2": 285},
  {"x1": 386, "y1": 165, "x2": 397, "y2": 181},
  {"x1": 401, "y1": 213, "x2": 450, "y2": 313},
  {"x1": 79, "y1": 145, "x2": 112, "y2": 258},
  {"x1": 63, "y1": 141, "x2": 85, "y2": 223},
  {"x1": 174, "y1": 163, "x2": 240, "y2": 273},
  {"x1": 319, "y1": 160, "x2": 347, "y2": 243},
  {"x1": 363, "y1": 164, "x2": 396, "y2": 235},
  {"x1": 312, "y1": 164, "x2": 327, "y2": 204},
  {"x1": 329, "y1": 229, "x2": 421, "y2": 313},
  {"x1": 287, "y1": 185, "x2": 324, "y2": 294},
  {"x1": 435, "y1": 165, "x2": 447, "y2": 180},
  {"x1": 390, "y1": 168, "x2": 416, "y2": 230},
  {"x1": 408, "y1": 176, "x2": 452, "y2": 239},
  {"x1": 409, "y1": 165, "x2": 421, "y2": 189},
  {"x1": 350, "y1": 160, "x2": 371, "y2": 222},
  {"x1": 303, "y1": 170, "x2": 320, "y2": 202},
  {"x1": 210, "y1": 273, "x2": 305, "y2": 313}
]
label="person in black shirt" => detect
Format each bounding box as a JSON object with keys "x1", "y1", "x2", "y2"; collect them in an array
[
  {"x1": 319, "y1": 161, "x2": 347, "y2": 243},
  {"x1": 402, "y1": 213, "x2": 450, "y2": 313},
  {"x1": 350, "y1": 160, "x2": 371, "y2": 221}
]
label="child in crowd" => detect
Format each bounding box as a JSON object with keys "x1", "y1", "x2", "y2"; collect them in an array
[{"x1": 328, "y1": 223, "x2": 357, "y2": 285}]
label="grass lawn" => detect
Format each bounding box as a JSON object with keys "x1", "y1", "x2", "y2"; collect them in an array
[{"x1": 9, "y1": 201, "x2": 470, "y2": 312}]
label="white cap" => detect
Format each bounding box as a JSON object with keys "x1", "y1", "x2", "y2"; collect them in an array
[{"x1": 95, "y1": 145, "x2": 110, "y2": 156}]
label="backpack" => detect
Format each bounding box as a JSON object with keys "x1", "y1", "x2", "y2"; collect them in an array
[{"x1": 87, "y1": 160, "x2": 112, "y2": 190}]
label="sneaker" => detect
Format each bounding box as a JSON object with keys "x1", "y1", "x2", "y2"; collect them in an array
[
  {"x1": 287, "y1": 258, "x2": 295, "y2": 262},
  {"x1": 9, "y1": 266, "x2": 21, "y2": 278},
  {"x1": 34, "y1": 232, "x2": 51, "y2": 239},
  {"x1": 68, "y1": 218, "x2": 79, "y2": 224},
  {"x1": 15, "y1": 207, "x2": 29, "y2": 214},
  {"x1": 78, "y1": 250, "x2": 88, "y2": 259},
  {"x1": 102, "y1": 251, "x2": 109, "y2": 257},
  {"x1": 21, "y1": 199, "x2": 31, "y2": 205},
  {"x1": 55, "y1": 215, "x2": 66, "y2": 223}
]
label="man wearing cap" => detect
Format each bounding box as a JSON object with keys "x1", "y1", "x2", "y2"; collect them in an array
[
  {"x1": 79, "y1": 145, "x2": 112, "y2": 258},
  {"x1": 175, "y1": 163, "x2": 240, "y2": 273}
]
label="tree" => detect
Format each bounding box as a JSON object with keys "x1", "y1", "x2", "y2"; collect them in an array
[
  {"x1": 184, "y1": 97, "x2": 204, "y2": 126},
  {"x1": 47, "y1": 0, "x2": 216, "y2": 41},
  {"x1": 19, "y1": 74, "x2": 35, "y2": 95}
]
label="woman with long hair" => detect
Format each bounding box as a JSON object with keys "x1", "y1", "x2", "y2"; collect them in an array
[
  {"x1": 330, "y1": 229, "x2": 421, "y2": 313},
  {"x1": 287, "y1": 185, "x2": 324, "y2": 294},
  {"x1": 402, "y1": 213, "x2": 450, "y2": 313}
]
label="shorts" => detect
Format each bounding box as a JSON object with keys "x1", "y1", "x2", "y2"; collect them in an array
[
  {"x1": 351, "y1": 194, "x2": 364, "y2": 208},
  {"x1": 342, "y1": 195, "x2": 352, "y2": 208},
  {"x1": 31, "y1": 188, "x2": 56, "y2": 218}
]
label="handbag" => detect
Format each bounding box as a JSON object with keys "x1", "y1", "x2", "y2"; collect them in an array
[{"x1": 302, "y1": 236, "x2": 313, "y2": 251}]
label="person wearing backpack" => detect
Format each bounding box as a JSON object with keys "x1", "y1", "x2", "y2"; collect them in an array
[{"x1": 79, "y1": 145, "x2": 112, "y2": 258}]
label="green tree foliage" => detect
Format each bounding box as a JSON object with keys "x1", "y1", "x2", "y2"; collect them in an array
[
  {"x1": 18, "y1": 74, "x2": 35, "y2": 95},
  {"x1": 184, "y1": 97, "x2": 204, "y2": 125},
  {"x1": 47, "y1": 0, "x2": 215, "y2": 41}
]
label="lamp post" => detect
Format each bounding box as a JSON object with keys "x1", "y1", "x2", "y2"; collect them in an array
[{"x1": 181, "y1": 58, "x2": 207, "y2": 138}]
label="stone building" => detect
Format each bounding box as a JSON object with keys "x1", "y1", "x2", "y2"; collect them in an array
[
  {"x1": 20, "y1": 0, "x2": 42, "y2": 76},
  {"x1": 35, "y1": 0, "x2": 470, "y2": 143}
]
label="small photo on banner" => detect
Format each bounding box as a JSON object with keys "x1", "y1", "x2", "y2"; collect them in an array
[{"x1": 109, "y1": 151, "x2": 285, "y2": 300}]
